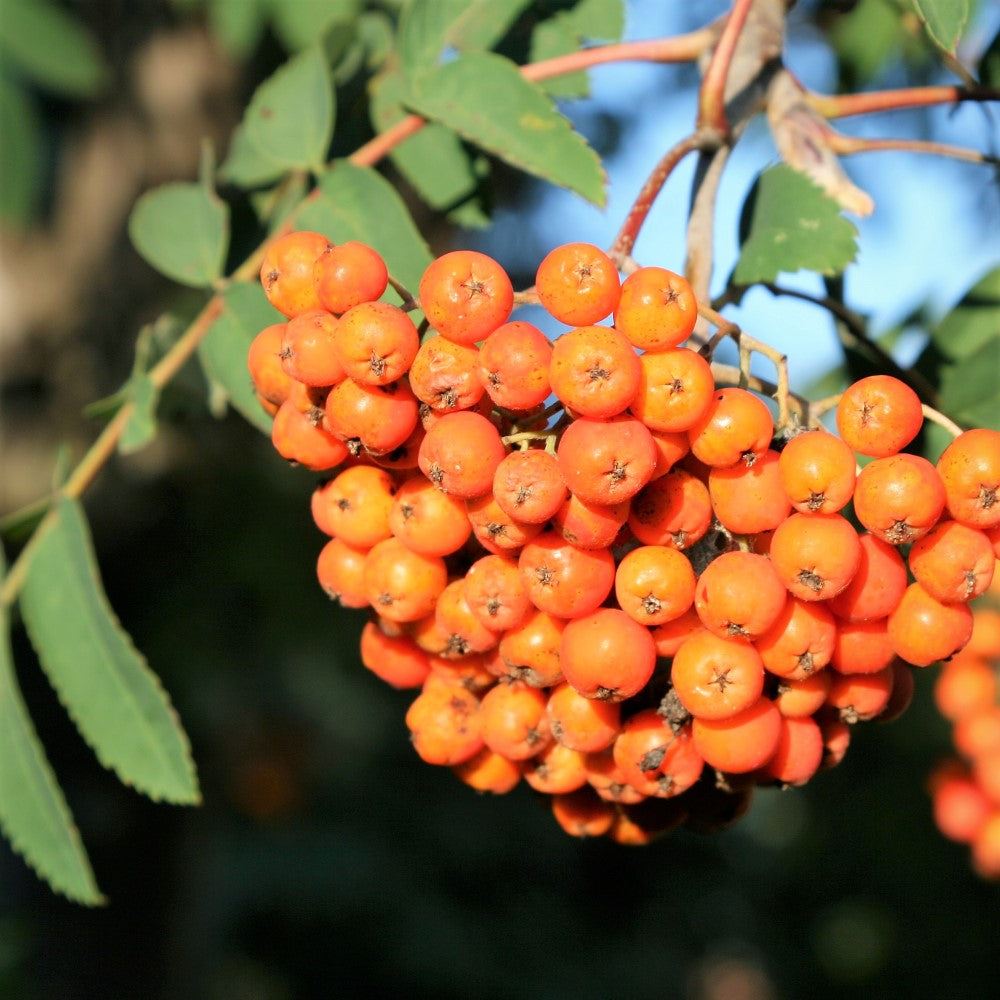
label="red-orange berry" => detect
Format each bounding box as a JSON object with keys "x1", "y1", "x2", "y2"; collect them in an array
[
  {"x1": 419, "y1": 249, "x2": 514, "y2": 345},
  {"x1": 418, "y1": 410, "x2": 507, "y2": 499},
  {"x1": 686, "y1": 387, "x2": 774, "y2": 469},
  {"x1": 549, "y1": 325, "x2": 642, "y2": 419},
  {"x1": 560, "y1": 608, "x2": 657, "y2": 702},
  {"x1": 557, "y1": 415, "x2": 657, "y2": 505},
  {"x1": 476, "y1": 321, "x2": 552, "y2": 411},
  {"x1": 836, "y1": 375, "x2": 923, "y2": 457},
  {"x1": 312, "y1": 240, "x2": 388, "y2": 314},
  {"x1": 614, "y1": 266, "x2": 698, "y2": 351},
  {"x1": 936, "y1": 429, "x2": 1000, "y2": 530},
  {"x1": 535, "y1": 242, "x2": 621, "y2": 326},
  {"x1": 260, "y1": 230, "x2": 330, "y2": 318}
]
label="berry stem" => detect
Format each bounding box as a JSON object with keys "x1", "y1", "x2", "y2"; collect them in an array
[
  {"x1": 806, "y1": 85, "x2": 1000, "y2": 120},
  {"x1": 921, "y1": 403, "x2": 965, "y2": 439},
  {"x1": 697, "y1": 0, "x2": 756, "y2": 137},
  {"x1": 825, "y1": 131, "x2": 1000, "y2": 167}
]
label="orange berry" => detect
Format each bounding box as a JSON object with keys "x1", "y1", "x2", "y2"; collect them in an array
[
  {"x1": 418, "y1": 410, "x2": 507, "y2": 499},
  {"x1": 830, "y1": 618, "x2": 896, "y2": 675},
  {"x1": 762, "y1": 715, "x2": 824, "y2": 786},
  {"x1": 316, "y1": 537, "x2": 370, "y2": 609},
  {"x1": 835, "y1": 375, "x2": 923, "y2": 457},
  {"x1": 496, "y1": 609, "x2": 566, "y2": 688},
  {"x1": 332, "y1": 301, "x2": 419, "y2": 386},
  {"x1": 691, "y1": 697, "x2": 782, "y2": 774},
  {"x1": 434, "y1": 578, "x2": 501, "y2": 656},
  {"x1": 492, "y1": 449, "x2": 567, "y2": 525},
  {"x1": 550, "y1": 493, "x2": 630, "y2": 550},
  {"x1": 908, "y1": 520, "x2": 995, "y2": 603},
  {"x1": 671, "y1": 631, "x2": 766, "y2": 720},
  {"x1": 778, "y1": 429, "x2": 857, "y2": 514},
  {"x1": 311, "y1": 464, "x2": 396, "y2": 547},
  {"x1": 687, "y1": 387, "x2": 773, "y2": 469},
  {"x1": 560, "y1": 608, "x2": 657, "y2": 702},
  {"x1": 312, "y1": 240, "x2": 388, "y2": 313},
  {"x1": 476, "y1": 320, "x2": 552, "y2": 411},
  {"x1": 887, "y1": 582, "x2": 973, "y2": 667},
  {"x1": 755, "y1": 597, "x2": 837, "y2": 680},
  {"x1": 612, "y1": 713, "x2": 703, "y2": 798},
  {"x1": 546, "y1": 682, "x2": 621, "y2": 753},
  {"x1": 549, "y1": 325, "x2": 642, "y2": 418},
  {"x1": 930, "y1": 762, "x2": 993, "y2": 843},
  {"x1": 614, "y1": 544, "x2": 696, "y2": 627},
  {"x1": 694, "y1": 550, "x2": 788, "y2": 641},
  {"x1": 768, "y1": 512, "x2": 861, "y2": 601},
  {"x1": 405, "y1": 683, "x2": 483, "y2": 765},
  {"x1": 614, "y1": 265, "x2": 698, "y2": 351},
  {"x1": 408, "y1": 334, "x2": 485, "y2": 414},
  {"x1": 518, "y1": 531, "x2": 616, "y2": 619},
  {"x1": 464, "y1": 554, "x2": 533, "y2": 634},
  {"x1": 453, "y1": 747, "x2": 523, "y2": 795},
  {"x1": 248, "y1": 322, "x2": 293, "y2": 407},
  {"x1": 324, "y1": 376, "x2": 419, "y2": 456},
  {"x1": 708, "y1": 449, "x2": 792, "y2": 535},
  {"x1": 535, "y1": 242, "x2": 621, "y2": 326},
  {"x1": 363, "y1": 536, "x2": 448, "y2": 623},
  {"x1": 419, "y1": 249, "x2": 514, "y2": 345},
  {"x1": 934, "y1": 654, "x2": 998, "y2": 722},
  {"x1": 479, "y1": 681, "x2": 551, "y2": 760},
  {"x1": 557, "y1": 415, "x2": 657, "y2": 505},
  {"x1": 550, "y1": 787, "x2": 616, "y2": 838},
  {"x1": 827, "y1": 533, "x2": 908, "y2": 623},
  {"x1": 774, "y1": 671, "x2": 833, "y2": 719},
  {"x1": 853, "y1": 453, "x2": 946, "y2": 545},
  {"x1": 280, "y1": 309, "x2": 344, "y2": 386},
  {"x1": 388, "y1": 475, "x2": 471, "y2": 557},
  {"x1": 628, "y1": 467, "x2": 713, "y2": 549},
  {"x1": 937, "y1": 428, "x2": 1000, "y2": 530},
  {"x1": 523, "y1": 741, "x2": 589, "y2": 795},
  {"x1": 260, "y1": 230, "x2": 330, "y2": 318},
  {"x1": 270, "y1": 399, "x2": 349, "y2": 470},
  {"x1": 359, "y1": 622, "x2": 431, "y2": 689},
  {"x1": 825, "y1": 665, "x2": 895, "y2": 722},
  {"x1": 627, "y1": 346, "x2": 715, "y2": 433}
]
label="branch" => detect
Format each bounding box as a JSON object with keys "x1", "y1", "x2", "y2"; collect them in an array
[
  {"x1": 825, "y1": 131, "x2": 1000, "y2": 167},
  {"x1": 698, "y1": 0, "x2": 756, "y2": 137},
  {"x1": 807, "y1": 85, "x2": 1000, "y2": 121}
]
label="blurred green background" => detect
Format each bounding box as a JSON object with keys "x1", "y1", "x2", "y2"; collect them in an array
[{"x1": 1, "y1": 2, "x2": 998, "y2": 997}]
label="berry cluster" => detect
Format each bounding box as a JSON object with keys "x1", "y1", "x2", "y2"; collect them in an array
[
  {"x1": 929, "y1": 594, "x2": 1000, "y2": 880},
  {"x1": 248, "y1": 230, "x2": 1000, "y2": 844}
]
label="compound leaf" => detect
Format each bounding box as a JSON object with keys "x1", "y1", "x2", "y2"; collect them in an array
[
  {"x1": 20, "y1": 499, "x2": 200, "y2": 806},
  {"x1": 0, "y1": 547, "x2": 103, "y2": 906},
  {"x1": 912, "y1": 0, "x2": 969, "y2": 56},
  {"x1": 406, "y1": 52, "x2": 606, "y2": 206}
]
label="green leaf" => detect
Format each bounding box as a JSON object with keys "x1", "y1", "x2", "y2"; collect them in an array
[
  {"x1": 938, "y1": 337, "x2": 1000, "y2": 431},
  {"x1": 0, "y1": 76, "x2": 42, "y2": 227},
  {"x1": 128, "y1": 182, "x2": 229, "y2": 288},
  {"x1": 268, "y1": 0, "x2": 362, "y2": 54},
  {"x1": 0, "y1": 546, "x2": 103, "y2": 905},
  {"x1": 0, "y1": 0, "x2": 107, "y2": 97},
  {"x1": 931, "y1": 267, "x2": 1000, "y2": 360},
  {"x1": 199, "y1": 282, "x2": 281, "y2": 433},
  {"x1": 218, "y1": 124, "x2": 287, "y2": 189},
  {"x1": 564, "y1": 0, "x2": 625, "y2": 41},
  {"x1": 447, "y1": 0, "x2": 533, "y2": 52},
  {"x1": 297, "y1": 161, "x2": 434, "y2": 301},
  {"x1": 370, "y1": 68, "x2": 484, "y2": 213},
  {"x1": 828, "y1": 0, "x2": 908, "y2": 86},
  {"x1": 980, "y1": 28, "x2": 1000, "y2": 85},
  {"x1": 19, "y1": 499, "x2": 200, "y2": 805},
  {"x1": 530, "y1": 16, "x2": 591, "y2": 99},
  {"x1": 406, "y1": 52, "x2": 606, "y2": 206},
  {"x1": 206, "y1": 0, "x2": 268, "y2": 58},
  {"x1": 244, "y1": 46, "x2": 334, "y2": 170},
  {"x1": 912, "y1": 0, "x2": 969, "y2": 55},
  {"x1": 733, "y1": 165, "x2": 859, "y2": 285}
]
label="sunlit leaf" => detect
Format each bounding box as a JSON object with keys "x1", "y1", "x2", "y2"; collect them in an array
[
  {"x1": 198, "y1": 282, "x2": 281, "y2": 433},
  {"x1": 128, "y1": 182, "x2": 229, "y2": 288},
  {"x1": 19, "y1": 499, "x2": 201, "y2": 805},
  {"x1": 0, "y1": 546, "x2": 103, "y2": 905},
  {"x1": 734, "y1": 165, "x2": 859, "y2": 285},
  {"x1": 0, "y1": 0, "x2": 107, "y2": 97},
  {"x1": 912, "y1": 0, "x2": 969, "y2": 55},
  {"x1": 244, "y1": 46, "x2": 334, "y2": 170},
  {"x1": 406, "y1": 52, "x2": 606, "y2": 206}
]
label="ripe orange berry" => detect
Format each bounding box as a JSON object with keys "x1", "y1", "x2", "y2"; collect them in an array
[
  {"x1": 435, "y1": 579, "x2": 501, "y2": 656},
  {"x1": 768, "y1": 512, "x2": 861, "y2": 601},
  {"x1": 270, "y1": 398, "x2": 349, "y2": 470},
  {"x1": 418, "y1": 410, "x2": 507, "y2": 499},
  {"x1": 535, "y1": 242, "x2": 621, "y2": 326},
  {"x1": 627, "y1": 347, "x2": 715, "y2": 434},
  {"x1": 359, "y1": 622, "x2": 431, "y2": 689},
  {"x1": 691, "y1": 697, "x2": 782, "y2": 774},
  {"x1": 549, "y1": 325, "x2": 642, "y2": 418},
  {"x1": 280, "y1": 310, "x2": 344, "y2": 387},
  {"x1": 708, "y1": 449, "x2": 792, "y2": 534},
  {"x1": 518, "y1": 531, "x2": 616, "y2": 619},
  {"x1": 388, "y1": 475, "x2": 471, "y2": 557},
  {"x1": 551, "y1": 493, "x2": 630, "y2": 550},
  {"x1": 464, "y1": 554, "x2": 532, "y2": 633},
  {"x1": 316, "y1": 537, "x2": 370, "y2": 609},
  {"x1": 930, "y1": 763, "x2": 993, "y2": 844},
  {"x1": 492, "y1": 449, "x2": 568, "y2": 525},
  {"x1": 466, "y1": 493, "x2": 543, "y2": 555},
  {"x1": 560, "y1": 607, "x2": 657, "y2": 702},
  {"x1": 523, "y1": 741, "x2": 589, "y2": 795},
  {"x1": 324, "y1": 376, "x2": 419, "y2": 456},
  {"x1": 612, "y1": 713, "x2": 703, "y2": 798},
  {"x1": 496, "y1": 609, "x2": 567, "y2": 687},
  {"x1": 556, "y1": 415, "x2": 657, "y2": 505},
  {"x1": 405, "y1": 683, "x2": 483, "y2": 765},
  {"x1": 830, "y1": 619, "x2": 896, "y2": 675},
  {"x1": 419, "y1": 249, "x2": 514, "y2": 345},
  {"x1": 694, "y1": 550, "x2": 788, "y2": 641},
  {"x1": 773, "y1": 671, "x2": 833, "y2": 719},
  {"x1": 583, "y1": 747, "x2": 647, "y2": 804},
  {"x1": 428, "y1": 651, "x2": 497, "y2": 693},
  {"x1": 886, "y1": 582, "x2": 974, "y2": 667},
  {"x1": 825, "y1": 665, "x2": 895, "y2": 722},
  {"x1": 671, "y1": 631, "x2": 766, "y2": 720},
  {"x1": 479, "y1": 681, "x2": 551, "y2": 760},
  {"x1": 453, "y1": 747, "x2": 523, "y2": 795},
  {"x1": 628, "y1": 467, "x2": 713, "y2": 549},
  {"x1": 248, "y1": 322, "x2": 294, "y2": 407},
  {"x1": 755, "y1": 597, "x2": 837, "y2": 680},
  {"x1": 614, "y1": 544, "x2": 696, "y2": 626},
  {"x1": 546, "y1": 683, "x2": 621, "y2": 753},
  {"x1": 332, "y1": 301, "x2": 419, "y2": 386},
  {"x1": 311, "y1": 464, "x2": 396, "y2": 545},
  {"x1": 476, "y1": 320, "x2": 553, "y2": 411},
  {"x1": 853, "y1": 453, "x2": 947, "y2": 545},
  {"x1": 778, "y1": 429, "x2": 856, "y2": 514},
  {"x1": 550, "y1": 787, "x2": 616, "y2": 838},
  {"x1": 363, "y1": 536, "x2": 448, "y2": 623},
  {"x1": 312, "y1": 240, "x2": 388, "y2": 314},
  {"x1": 650, "y1": 607, "x2": 705, "y2": 658},
  {"x1": 686, "y1": 387, "x2": 774, "y2": 469},
  {"x1": 608, "y1": 797, "x2": 689, "y2": 843},
  {"x1": 836, "y1": 375, "x2": 923, "y2": 457},
  {"x1": 408, "y1": 334, "x2": 485, "y2": 414},
  {"x1": 934, "y1": 653, "x2": 998, "y2": 722},
  {"x1": 260, "y1": 230, "x2": 330, "y2": 317},
  {"x1": 937, "y1": 428, "x2": 1000, "y2": 530},
  {"x1": 827, "y1": 532, "x2": 908, "y2": 623},
  {"x1": 762, "y1": 715, "x2": 824, "y2": 786},
  {"x1": 614, "y1": 265, "x2": 698, "y2": 351},
  {"x1": 908, "y1": 520, "x2": 995, "y2": 603}
]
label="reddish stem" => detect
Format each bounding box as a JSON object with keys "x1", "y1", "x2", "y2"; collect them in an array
[
  {"x1": 808, "y1": 85, "x2": 1000, "y2": 120},
  {"x1": 697, "y1": 0, "x2": 755, "y2": 136}
]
